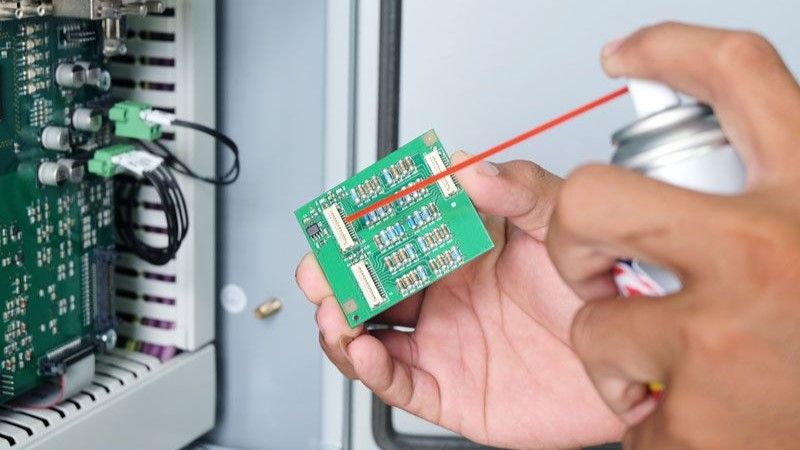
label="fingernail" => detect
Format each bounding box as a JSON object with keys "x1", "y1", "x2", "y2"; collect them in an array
[
  {"x1": 450, "y1": 150, "x2": 469, "y2": 162},
  {"x1": 602, "y1": 36, "x2": 625, "y2": 58},
  {"x1": 339, "y1": 336, "x2": 354, "y2": 364},
  {"x1": 477, "y1": 160, "x2": 499, "y2": 176}
]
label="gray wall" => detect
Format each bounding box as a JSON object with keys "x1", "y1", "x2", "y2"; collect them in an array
[
  {"x1": 398, "y1": 0, "x2": 800, "y2": 178},
  {"x1": 211, "y1": 1, "x2": 326, "y2": 449}
]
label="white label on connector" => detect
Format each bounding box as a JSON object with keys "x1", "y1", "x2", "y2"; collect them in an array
[
  {"x1": 111, "y1": 150, "x2": 164, "y2": 176},
  {"x1": 139, "y1": 109, "x2": 177, "y2": 126}
]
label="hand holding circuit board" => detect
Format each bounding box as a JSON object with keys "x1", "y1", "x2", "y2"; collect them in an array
[
  {"x1": 295, "y1": 138, "x2": 625, "y2": 447},
  {"x1": 295, "y1": 86, "x2": 628, "y2": 327},
  {"x1": 295, "y1": 130, "x2": 494, "y2": 326}
]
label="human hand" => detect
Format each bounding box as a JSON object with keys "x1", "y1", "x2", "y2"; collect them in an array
[
  {"x1": 297, "y1": 155, "x2": 624, "y2": 449},
  {"x1": 548, "y1": 23, "x2": 800, "y2": 449}
]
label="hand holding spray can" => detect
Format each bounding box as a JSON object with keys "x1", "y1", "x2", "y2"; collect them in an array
[{"x1": 611, "y1": 80, "x2": 746, "y2": 296}]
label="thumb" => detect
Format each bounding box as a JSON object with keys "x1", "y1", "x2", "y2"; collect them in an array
[{"x1": 452, "y1": 151, "x2": 562, "y2": 242}]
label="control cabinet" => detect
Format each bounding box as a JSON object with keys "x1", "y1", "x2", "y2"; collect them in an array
[{"x1": 0, "y1": 1, "x2": 217, "y2": 448}]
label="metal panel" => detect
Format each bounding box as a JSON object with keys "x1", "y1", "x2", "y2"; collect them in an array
[
  {"x1": 341, "y1": 1, "x2": 800, "y2": 450},
  {"x1": 19, "y1": 347, "x2": 216, "y2": 450},
  {"x1": 321, "y1": 0, "x2": 360, "y2": 449},
  {"x1": 209, "y1": 0, "x2": 327, "y2": 448},
  {"x1": 109, "y1": 0, "x2": 217, "y2": 352}
]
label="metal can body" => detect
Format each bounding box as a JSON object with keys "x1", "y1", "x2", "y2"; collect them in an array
[{"x1": 610, "y1": 103, "x2": 746, "y2": 295}]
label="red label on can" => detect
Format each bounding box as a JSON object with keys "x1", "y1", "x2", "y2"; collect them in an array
[{"x1": 613, "y1": 260, "x2": 666, "y2": 297}]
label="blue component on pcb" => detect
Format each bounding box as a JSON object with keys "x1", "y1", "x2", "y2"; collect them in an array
[
  {"x1": 394, "y1": 224, "x2": 403, "y2": 235},
  {"x1": 382, "y1": 169, "x2": 392, "y2": 183},
  {"x1": 416, "y1": 267, "x2": 427, "y2": 279}
]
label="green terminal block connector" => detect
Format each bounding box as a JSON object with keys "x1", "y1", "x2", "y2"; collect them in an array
[
  {"x1": 88, "y1": 144, "x2": 135, "y2": 177},
  {"x1": 109, "y1": 101, "x2": 162, "y2": 141}
]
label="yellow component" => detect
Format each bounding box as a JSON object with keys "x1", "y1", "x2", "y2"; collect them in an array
[
  {"x1": 254, "y1": 298, "x2": 282, "y2": 320},
  {"x1": 648, "y1": 382, "x2": 665, "y2": 392}
]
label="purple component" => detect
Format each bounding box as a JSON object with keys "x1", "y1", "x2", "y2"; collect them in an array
[
  {"x1": 158, "y1": 346, "x2": 178, "y2": 361},
  {"x1": 143, "y1": 272, "x2": 177, "y2": 283}
]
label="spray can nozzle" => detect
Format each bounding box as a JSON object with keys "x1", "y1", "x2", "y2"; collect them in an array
[{"x1": 628, "y1": 79, "x2": 681, "y2": 118}]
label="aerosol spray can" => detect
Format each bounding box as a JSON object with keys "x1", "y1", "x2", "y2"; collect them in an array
[{"x1": 610, "y1": 80, "x2": 746, "y2": 296}]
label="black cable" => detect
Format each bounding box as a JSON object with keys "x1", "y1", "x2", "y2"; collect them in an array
[
  {"x1": 115, "y1": 117, "x2": 235, "y2": 264},
  {"x1": 138, "y1": 139, "x2": 229, "y2": 186},
  {"x1": 140, "y1": 119, "x2": 241, "y2": 186},
  {"x1": 115, "y1": 164, "x2": 189, "y2": 266}
]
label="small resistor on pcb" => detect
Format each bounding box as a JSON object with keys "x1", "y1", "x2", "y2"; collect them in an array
[
  {"x1": 395, "y1": 181, "x2": 428, "y2": 208},
  {"x1": 374, "y1": 222, "x2": 405, "y2": 249},
  {"x1": 364, "y1": 204, "x2": 393, "y2": 226},
  {"x1": 396, "y1": 265, "x2": 428, "y2": 292},
  {"x1": 407, "y1": 203, "x2": 440, "y2": 230},
  {"x1": 429, "y1": 246, "x2": 463, "y2": 274},
  {"x1": 382, "y1": 156, "x2": 416, "y2": 186},
  {"x1": 351, "y1": 176, "x2": 382, "y2": 205},
  {"x1": 384, "y1": 243, "x2": 417, "y2": 272}
]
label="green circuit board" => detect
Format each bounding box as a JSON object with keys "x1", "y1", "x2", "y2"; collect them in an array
[
  {"x1": 0, "y1": 17, "x2": 115, "y2": 402},
  {"x1": 296, "y1": 130, "x2": 494, "y2": 327}
]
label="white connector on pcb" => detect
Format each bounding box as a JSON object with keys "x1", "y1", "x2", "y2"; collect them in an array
[
  {"x1": 350, "y1": 261, "x2": 384, "y2": 308},
  {"x1": 323, "y1": 205, "x2": 355, "y2": 251},
  {"x1": 424, "y1": 151, "x2": 458, "y2": 197}
]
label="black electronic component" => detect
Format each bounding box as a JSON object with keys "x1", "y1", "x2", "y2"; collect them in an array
[
  {"x1": 39, "y1": 338, "x2": 97, "y2": 377},
  {"x1": 306, "y1": 223, "x2": 321, "y2": 238},
  {"x1": 62, "y1": 28, "x2": 97, "y2": 45},
  {"x1": 92, "y1": 247, "x2": 117, "y2": 332}
]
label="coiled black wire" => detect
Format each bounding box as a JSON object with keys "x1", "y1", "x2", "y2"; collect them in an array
[
  {"x1": 116, "y1": 118, "x2": 235, "y2": 264},
  {"x1": 115, "y1": 165, "x2": 189, "y2": 266},
  {"x1": 138, "y1": 119, "x2": 240, "y2": 186}
]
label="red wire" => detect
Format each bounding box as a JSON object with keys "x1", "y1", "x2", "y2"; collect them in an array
[
  {"x1": 346, "y1": 86, "x2": 630, "y2": 223},
  {"x1": 10, "y1": 375, "x2": 65, "y2": 410}
]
